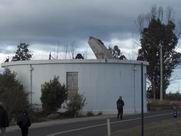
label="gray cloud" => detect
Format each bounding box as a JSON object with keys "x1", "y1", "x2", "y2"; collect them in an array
[{"x1": 0, "y1": 0, "x2": 180, "y2": 48}]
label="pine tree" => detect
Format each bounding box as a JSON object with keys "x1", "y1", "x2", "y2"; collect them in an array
[{"x1": 12, "y1": 43, "x2": 32, "y2": 61}]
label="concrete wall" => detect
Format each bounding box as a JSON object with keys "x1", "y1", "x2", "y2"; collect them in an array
[{"x1": 1, "y1": 59, "x2": 148, "y2": 114}]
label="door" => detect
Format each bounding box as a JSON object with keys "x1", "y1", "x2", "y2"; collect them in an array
[{"x1": 66, "y1": 72, "x2": 78, "y2": 98}]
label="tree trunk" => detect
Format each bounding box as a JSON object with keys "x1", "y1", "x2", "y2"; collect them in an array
[{"x1": 152, "y1": 81, "x2": 156, "y2": 100}]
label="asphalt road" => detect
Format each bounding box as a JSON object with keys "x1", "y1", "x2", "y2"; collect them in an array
[{"x1": 6, "y1": 111, "x2": 179, "y2": 136}]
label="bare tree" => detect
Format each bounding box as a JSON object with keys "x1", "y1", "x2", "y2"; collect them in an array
[
  {"x1": 70, "y1": 41, "x2": 76, "y2": 59},
  {"x1": 136, "y1": 6, "x2": 178, "y2": 34}
]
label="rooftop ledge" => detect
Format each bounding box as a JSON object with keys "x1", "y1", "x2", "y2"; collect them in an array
[{"x1": 1, "y1": 59, "x2": 149, "y2": 67}]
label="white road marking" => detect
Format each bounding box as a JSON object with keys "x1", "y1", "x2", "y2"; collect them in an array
[{"x1": 47, "y1": 112, "x2": 174, "y2": 136}]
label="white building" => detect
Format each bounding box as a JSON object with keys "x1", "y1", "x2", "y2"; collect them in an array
[{"x1": 1, "y1": 59, "x2": 148, "y2": 114}]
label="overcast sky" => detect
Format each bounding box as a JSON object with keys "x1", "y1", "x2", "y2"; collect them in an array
[{"x1": 0, "y1": 0, "x2": 181, "y2": 92}]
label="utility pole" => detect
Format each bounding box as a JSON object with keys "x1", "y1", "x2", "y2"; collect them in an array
[
  {"x1": 133, "y1": 65, "x2": 136, "y2": 113},
  {"x1": 160, "y1": 44, "x2": 163, "y2": 101},
  {"x1": 141, "y1": 63, "x2": 144, "y2": 136},
  {"x1": 30, "y1": 64, "x2": 34, "y2": 110}
]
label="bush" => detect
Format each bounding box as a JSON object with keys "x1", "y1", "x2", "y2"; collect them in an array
[
  {"x1": 40, "y1": 76, "x2": 67, "y2": 114},
  {"x1": 97, "y1": 112, "x2": 103, "y2": 116},
  {"x1": 66, "y1": 94, "x2": 86, "y2": 117},
  {"x1": 0, "y1": 69, "x2": 29, "y2": 120},
  {"x1": 29, "y1": 111, "x2": 47, "y2": 123},
  {"x1": 86, "y1": 111, "x2": 95, "y2": 117}
]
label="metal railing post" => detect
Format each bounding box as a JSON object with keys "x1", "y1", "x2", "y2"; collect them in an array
[{"x1": 107, "y1": 118, "x2": 111, "y2": 136}]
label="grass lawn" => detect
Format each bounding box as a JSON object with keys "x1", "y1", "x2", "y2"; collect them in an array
[{"x1": 112, "y1": 118, "x2": 181, "y2": 136}]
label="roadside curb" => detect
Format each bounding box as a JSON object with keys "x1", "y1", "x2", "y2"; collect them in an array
[
  {"x1": 6, "y1": 111, "x2": 174, "y2": 132},
  {"x1": 6, "y1": 114, "x2": 116, "y2": 132}
]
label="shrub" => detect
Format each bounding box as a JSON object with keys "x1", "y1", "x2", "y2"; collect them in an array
[
  {"x1": 0, "y1": 69, "x2": 29, "y2": 120},
  {"x1": 66, "y1": 94, "x2": 86, "y2": 117},
  {"x1": 40, "y1": 76, "x2": 67, "y2": 114},
  {"x1": 29, "y1": 111, "x2": 47, "y2": 123},
  {"x1": 97, "y1": 112, "x2": 103, "y2": 116},
  {"x1": 86, "y1": 111, "x2": 95, "y2": 117}
]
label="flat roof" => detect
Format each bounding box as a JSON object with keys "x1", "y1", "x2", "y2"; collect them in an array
[{"x1": 1, "y1": 59, "x2": 149, "y2": 67}]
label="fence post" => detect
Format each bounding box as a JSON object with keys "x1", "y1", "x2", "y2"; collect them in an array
[{"x1": 107, "y1": 118, "x2": 111, "y2": 136}]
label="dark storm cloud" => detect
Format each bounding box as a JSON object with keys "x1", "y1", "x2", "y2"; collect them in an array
[{"x1": 0, "y1": 0, "x2": 180, "y2": 50}]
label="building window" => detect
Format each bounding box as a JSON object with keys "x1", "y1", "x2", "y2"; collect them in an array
[{"x1": 66, "y1": 72, "x2": 78, "y2": 98}]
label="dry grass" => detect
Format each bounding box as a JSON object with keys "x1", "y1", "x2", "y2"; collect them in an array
[
  {"x1": 148, "y1": 100, "x2": 181, "y2": 111},
  {"x1": 112, "y1": 118, "x2": 181, "y2": 136}
]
